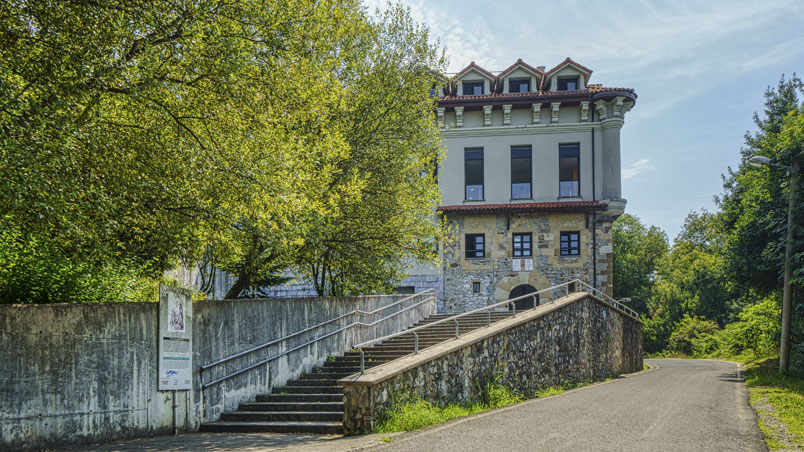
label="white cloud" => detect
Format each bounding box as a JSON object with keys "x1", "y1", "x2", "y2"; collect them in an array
[{"x1": 622, "y1": 158, "x2": 655, "y2": 180}]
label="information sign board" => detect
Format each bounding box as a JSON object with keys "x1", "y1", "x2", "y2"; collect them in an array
[{"x1": 158, "y1": 285, "x2": 193, "y2": 391}]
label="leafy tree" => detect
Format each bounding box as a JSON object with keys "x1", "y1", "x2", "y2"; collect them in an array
[
  {"x1": 718, "y1": 75, "x2": 804, "y2": 292},
  {"x1": 612, "y1": 213, "x2": 668, "y2": 315},
  {"x1": 0, "y1": 0, "x2": 386, "y2": 302},
  {"x1": 218, "y1": 5, "x2": 447, "y2": 298}
]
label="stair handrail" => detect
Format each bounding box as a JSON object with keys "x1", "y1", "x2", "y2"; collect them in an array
[
  {"x1": 352, "y1": 280, "x2": 577, "y2": 373},
  {"x1": 575, "y1": 280, "x2": 640, "y2": 319},
  {"x1": 200, "y1": 289, "x2": 437, "y2": 389},
  {"x1": 353, "y1": 279, "x2": 641, "y2": 373}
]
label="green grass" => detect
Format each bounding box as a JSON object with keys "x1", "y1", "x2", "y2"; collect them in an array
[
  {"x1": 374, "y1": 383, "x2": 522, "y2": 433},
  {"x1": 744, "y1": 359, "x2": 804, "y2": 450},
  {"x1": 374, "y1": 378, "x2": 614, "y2": 433},
  {"x1": 535, "y1": 386, "x2": 565, "y2": 397}
]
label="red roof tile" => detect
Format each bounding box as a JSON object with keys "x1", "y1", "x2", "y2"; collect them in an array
[
  {"x1": 497, "y1": 59, "x2": 545, "y2": 79},
  {"x1": 541, "y1": 57, "x2": 594, "y2": 90},
  {"x1": 438, "y1": 201, "x2": 606, "y2": 215},
  {"x1": 453, "y1": 61, "x2": 497, "y2": 81}
]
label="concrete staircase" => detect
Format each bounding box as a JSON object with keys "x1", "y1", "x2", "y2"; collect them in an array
[{"x1": 200, "y1": 311, "x2": 514, "y2": 434}]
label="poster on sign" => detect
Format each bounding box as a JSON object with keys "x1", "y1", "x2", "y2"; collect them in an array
[
  {"x1": 524, "y1": 259, "x2": 533, "y2": 271},
  {"x1": 158, "y1": 285, "x2": 193, "y2": 391},
  {"x1": 512, "y1": 259, "x2": 521, "y2": 272}
]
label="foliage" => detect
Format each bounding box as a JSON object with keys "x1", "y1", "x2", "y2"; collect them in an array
[
  {"x1": 718, "y1": 75, "x2": 804, "y2": 291},
  {"x1": 0, "y1": 0, "x2": 444, "y2": 302},
  {"x1": 0, "y1": 224, "x2": 155, "y2": 303},
  {"x1": 666, "y1": 315, "x2": 720, "y2": 355},
  {"x1": 374, "y1": 383, "x2": 521, "y2": 433},
  {"x1": 290, "y1": 6, "x2": 445, "y2": 297},
  {"x1": 612, "y1": 213, "x2": 669, "y2": 315}
]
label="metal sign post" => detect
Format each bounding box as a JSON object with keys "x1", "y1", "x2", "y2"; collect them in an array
[{"x1": 158, "y1": 284, "x2": 193, "y2": 434}]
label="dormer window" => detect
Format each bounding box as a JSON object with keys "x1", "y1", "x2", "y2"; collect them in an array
[
  {"x1": 557, "y1": 76, "x2": 579, "y2": 91},
  {"x1": 463, "y1": 81, "x2": 484, "y2": 96},
  {"x1": 509, "y1": 78, "x2": 530, "y2": 93}
]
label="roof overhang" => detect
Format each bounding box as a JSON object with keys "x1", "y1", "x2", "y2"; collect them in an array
[{"x1": 438, "y1": 201, "x2": 607, "y2": 215}]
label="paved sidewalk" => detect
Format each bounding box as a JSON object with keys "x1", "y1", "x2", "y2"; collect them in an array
[{"x1": 63, "y1": 431, "x2": 401, "y2": 452}]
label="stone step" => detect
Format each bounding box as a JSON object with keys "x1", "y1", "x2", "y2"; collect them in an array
[
  {"x1": 270, "y1": 386, "x2": 342, "y2": 394},
  {"x1": 257, "y1": 393, "x2": 342, "y2": 403},
  {"x1": 285, "y1": 379, "x2": 339, "y2": 387},
  {"x1": 300, "y1": 372, "x2": 354, "y2": 380},
  {"x1": 200, "y1": 421, "x2": 343, "y2": 434},
  {"x1": 221, "y1": 411, "x2": 343, "y2": 422},
  {"x1": 239, "y1": 402, "x2": 344, "y2": 412}
]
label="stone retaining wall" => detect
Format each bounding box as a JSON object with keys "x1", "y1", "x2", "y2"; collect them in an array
[
  {"x1": 340, "y1": 293, "x2": 642, "y2": 434},
  {"x1": 0, "y1": 293, "x2": 436, "y2": 450}
]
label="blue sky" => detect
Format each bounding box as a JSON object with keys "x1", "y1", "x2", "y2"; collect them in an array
[{"x1": 366, "y1": 0, "x2": 804, "y2": 241}]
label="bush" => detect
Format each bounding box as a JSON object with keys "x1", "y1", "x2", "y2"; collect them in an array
[
  {"x1": 667, "y1": 315, "x2": 720, "y2": 355},
  {"x1": 0, "y1": 225, "x2": 157, "y2": 304}
]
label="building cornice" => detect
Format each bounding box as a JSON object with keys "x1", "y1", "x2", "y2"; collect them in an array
[
  {"x1": 442, "y1": 122, "x2": 604, "y2": 138},
  {"x1": 438, "y1": 201, "x2": 607, "y2": 216}
]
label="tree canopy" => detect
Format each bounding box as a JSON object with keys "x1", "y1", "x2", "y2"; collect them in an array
[{"x1": 0, "y1": 0, "x2": 446, "y2": 302}]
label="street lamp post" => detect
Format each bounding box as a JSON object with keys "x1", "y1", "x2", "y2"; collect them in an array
[{"x1": 748, "y1": 155, "x2": 799, "y2": 374}]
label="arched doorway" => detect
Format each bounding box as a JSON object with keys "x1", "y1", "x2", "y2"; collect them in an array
[{"x1": 508, "y1": 284, "x2": 539, "y2": 310}]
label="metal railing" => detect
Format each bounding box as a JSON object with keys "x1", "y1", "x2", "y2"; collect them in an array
[
  {"x1": 352, "y1": 279, "x2": 640, "y2": 373},
  {"x1": 199, "y1": 289, "x2": 437, "y2": 390},
  {"x1": 575, "y1": 279, "x2": 640, "y2": 319}
]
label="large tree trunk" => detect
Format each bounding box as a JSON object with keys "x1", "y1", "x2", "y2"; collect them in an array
[{"x1": 225, "y1": 271, "x2": 250, "y2": 299}]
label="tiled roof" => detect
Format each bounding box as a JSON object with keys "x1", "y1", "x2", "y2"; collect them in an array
[
  {"x1": 453, "y1": 61, "x2": 497, "y2": 81},
  {"x1": 541, "y1": 57, "x2": 595, "y2": 90},
  {"x1": 438, "y1": 201, "x2": 606, "y2": 215},
  {"x1": 497, "y1": 59, "x2": 544, "y2": 78},
  {"x1": 543, "y1": 57, "x2": 594, "y2": 78}
]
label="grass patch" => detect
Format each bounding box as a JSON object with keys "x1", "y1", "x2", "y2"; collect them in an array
[
  {"x1": 374, "y1": 383, "x2": 522, "y2": 433},
  {"x1": 375, "y1": 377, "x2": 614, "y2": 433},
  {"x1": 535, "y1": 386, "x2": 565, "y2": 398},
  {"x1": 744, "y1": 359, "x2": 804, "y2": 450}
]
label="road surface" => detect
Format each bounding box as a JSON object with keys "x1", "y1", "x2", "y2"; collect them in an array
[{"x1": 369, "y1": 359, "x2": 765, "y2": 452}]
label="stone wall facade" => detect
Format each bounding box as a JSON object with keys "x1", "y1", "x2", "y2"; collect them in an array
[
  {"x1": 442, "y1": 212, "x2": 613, "y2": 312},
  {"x1": 341, "y1": 294, "x2": 642, "y2": 434}
]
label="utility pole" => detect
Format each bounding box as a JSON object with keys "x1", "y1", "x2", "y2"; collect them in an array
[{"x1": 780, "y1": 157, "x2": 798, "y2": 374}]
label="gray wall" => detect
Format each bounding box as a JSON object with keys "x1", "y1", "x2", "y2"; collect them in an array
[
  {"x1": 342, "y1": 294, "x2": 642, "y2": 434},
  {"x1": 0, "y1": 293, "x2": 436, "y2": 450}
]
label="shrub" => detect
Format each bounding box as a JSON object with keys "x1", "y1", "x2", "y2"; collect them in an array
[
  {"x1": 0, "y1": 225, "x2": 157, "y2": 304},
  {"x1": 667, "y1": 315, "x2": 720, "y2": 355}
]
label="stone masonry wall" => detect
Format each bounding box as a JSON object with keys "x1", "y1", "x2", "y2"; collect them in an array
[
  {"x1": 442, "y1": 212, "x2": 613, "y2": 312},
  {"x1": 341, "y1": 295, "x2": 642, "y2": 434}
]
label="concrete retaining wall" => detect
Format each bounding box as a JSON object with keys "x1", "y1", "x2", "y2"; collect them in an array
[
  {"x1": 339, "y1": 292, "x2": 642, "y2": 434},
  {"x1": 0, "y1": 293, "x2": 436, "y2": 450}
]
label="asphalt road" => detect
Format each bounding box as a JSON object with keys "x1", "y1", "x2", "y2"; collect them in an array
[{"x1": 368, "y1": 359, "x2": 766, "y2": 452}]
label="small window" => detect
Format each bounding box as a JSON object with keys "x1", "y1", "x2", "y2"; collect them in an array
[
  {"x1": 557, "y1": 76, "x2": 579, "y2": 91},
  {"x1": 513, "y1": 233, "x2": 532, "y2": 257},
  {"x1": 465, "y1": 148, "x2": 484, "y2": 200},
  {"x1": 509, "y1": 78, "x2": 530, "y2": 93},
  {"x1": 472, "y1": 281, "x2": 481, "y2": 293},
  {"x1": 462, "y1": 81, "x2": 484, "y2": 96},
  {"x1": 466, "y1": 234, "x2": 485, "y2": 259},
  {"x1": 511, "y1": 146, "x2": 532, "y2": 199},
  {"x1": 560, "y1": 231, "x2": 580, "y2": 256},
  {"x1": 559, "y1": 144, "x2": 580, "y2": 197}
]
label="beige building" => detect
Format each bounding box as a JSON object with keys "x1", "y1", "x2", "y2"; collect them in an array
[{"x1": 421, "y1": 58, "x2": 636, "y2": 312}]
